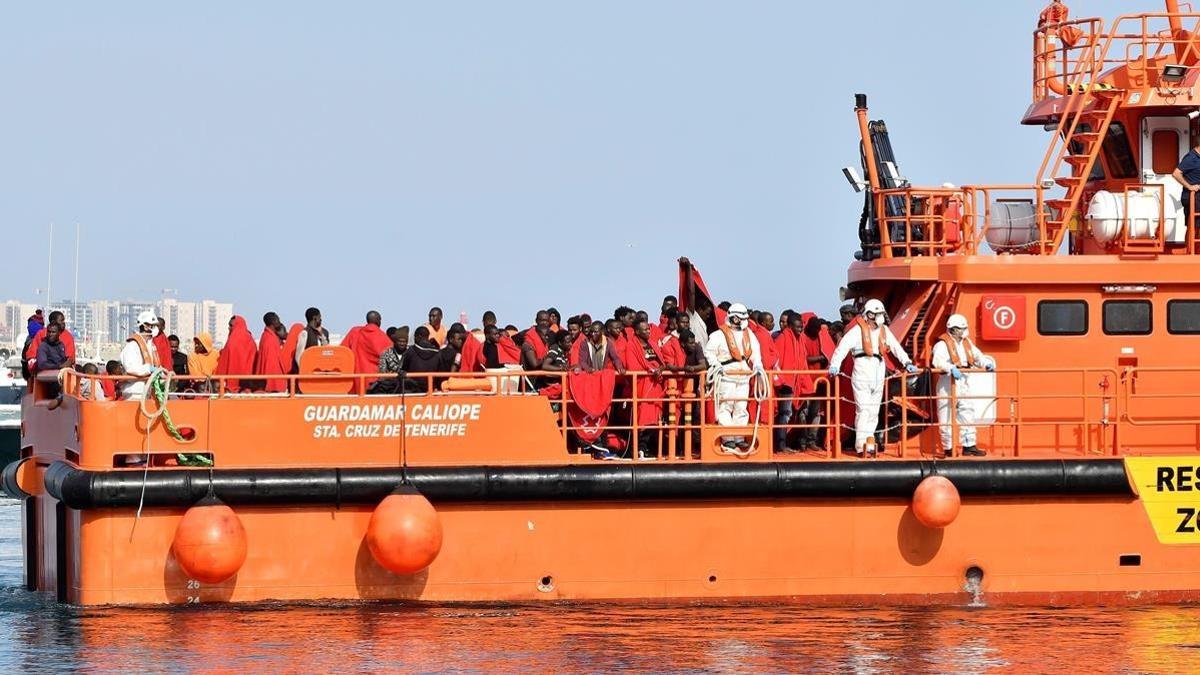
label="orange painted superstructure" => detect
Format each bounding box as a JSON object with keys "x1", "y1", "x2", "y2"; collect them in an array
[{"x1": 15, "y1": 1, "x2": 1200, "y2": 606}]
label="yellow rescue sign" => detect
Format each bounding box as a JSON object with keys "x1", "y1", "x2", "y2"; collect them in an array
[{"x1": 1126, "y1": 457, "x2": 1200, "y2": 545}]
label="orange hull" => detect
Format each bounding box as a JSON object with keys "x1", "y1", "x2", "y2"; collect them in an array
[{"x1": 26, "y1": 496, "x2": 1199, "y2": 606}]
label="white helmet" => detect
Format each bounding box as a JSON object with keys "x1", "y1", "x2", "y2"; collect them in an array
[
  {"x1": 727, "y1": 302, "x2": 749, "y2": 320},
  {"x1": 863, "y1": 299, "x2": 886, "y2": 315},
  {"x1": 946, "y1": 314, "x2": 969, "y2": 330},
  {"x1": 136, "y1": 309, "x2": 158, "y2": 325}
]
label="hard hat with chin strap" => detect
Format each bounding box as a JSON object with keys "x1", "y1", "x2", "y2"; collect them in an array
[
  {"x1": 727, "y1": 302, "x2": 749, "y2": 320},
  {"x1": 946, "y1": 314, "x2": 969, "y2": 331},
  {"x1": 136, "y1": 310, "x2": 159, "y2": 325},
  {"x1": 863, "y1": 299, "x2": 886, "y2": 315}
]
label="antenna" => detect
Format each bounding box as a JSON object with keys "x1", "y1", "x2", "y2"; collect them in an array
[
  {"x1": 73, "y1": 224, "x2": 80, "y2": 330},
  {"x1": 46, "y1": 223, "x2": 54, "y2": 310}
]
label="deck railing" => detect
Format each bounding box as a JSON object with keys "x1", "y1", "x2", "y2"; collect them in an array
[{"x1": 40, "y1": 364, "x2": 1200, "y2": 462}]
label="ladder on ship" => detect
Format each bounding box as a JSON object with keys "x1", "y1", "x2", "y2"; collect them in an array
[{"x1": 1035, "y1": 30, "x2": 1123, "y2": 253}]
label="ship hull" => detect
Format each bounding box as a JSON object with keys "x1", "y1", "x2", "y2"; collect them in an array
[{"x1": 24, "y1": 487, "x2": 1200, "y2": 606}]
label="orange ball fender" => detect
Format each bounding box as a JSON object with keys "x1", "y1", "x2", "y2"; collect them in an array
[
  {"x1": 172, "y1": 496, "x2": 248, "y2": 584},
  {"x1": 366, "y1": 485, "x2": 443, "y2": 575},
  {"x1": 912, "y1": 475, "x2": 961, "y2": 529}
]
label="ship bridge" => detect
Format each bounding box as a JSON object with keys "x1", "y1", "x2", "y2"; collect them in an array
[{"x1": 853, "y1": 0, "x2": 1200, "y2": 262}]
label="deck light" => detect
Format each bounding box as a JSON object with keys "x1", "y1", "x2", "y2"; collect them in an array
[
  {"x1": 842, "y1": 166, "x2": 867, "y2": 193},
  {"x1": 1163, "y1": 64, "x2": 1188, "y2": 83}
]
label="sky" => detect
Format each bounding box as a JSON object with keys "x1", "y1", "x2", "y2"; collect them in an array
[{"x1": 0, "y1": 0, "x2": 1138, "y2": 333}]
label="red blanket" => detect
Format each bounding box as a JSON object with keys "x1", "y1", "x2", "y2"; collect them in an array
[
  {"x1": 280, "y1": 323, "x2": 304, "y2": 374},
  {"x1": 498, "y1": 335, "x2": 521, "y2": 364},
  {"x1": 567, "y1": 369, "x2": 617, "y2": 443},
  {"x1": 342, "y1": 324, "x2": 392, "y2": 381},
  {"x1": 524, "y1": 327, "x2": 549, "y2": 361},
  {"x1": 460, "y1": 334, "x2": 484, "y2": 372},
  {"x1": 775, "y1": 328, "x2": 813, "y2": 397},
  {"x1": 256, "y1": 328, "x2": 287, "y2": 392},
  {"x1": 215, "y1": 316, "x2": 258, "y2": 392},
  {"x1": 624, "y1": 336, "x2": 667, "y2": 425}
]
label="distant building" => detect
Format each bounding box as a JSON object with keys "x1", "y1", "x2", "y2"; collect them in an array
[{"x1": 0, "y1": 297, "x2": 235, "y2": 354}]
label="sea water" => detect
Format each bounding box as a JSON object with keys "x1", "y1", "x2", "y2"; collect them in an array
[{"x1": 0, "y1": 498, "x2": 1195, "y2": 673}]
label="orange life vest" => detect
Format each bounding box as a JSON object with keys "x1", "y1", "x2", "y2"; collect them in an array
[
  {"x1": 719, "y1": 325, "x2": 754, "y2": 362},
  {"x1": 939, "y1": 333, "x2": 978, "y2": 368},
  {"x1": 854, "y1": 317, "x2": 889, "y2": 358},
  {"x1": 127, "y1": 333, "x2": 161, "y2": 368}
]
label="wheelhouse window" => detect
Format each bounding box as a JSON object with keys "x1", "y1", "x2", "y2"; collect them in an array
[
  {"x1": 1102, "y1": 300, "x2": 1152, "y2": 335},
  {"x1": 1168, "y1": 300, "x2": 1200, "y2": 335},
  {"x1": 1101, "y1": 122, "x2": 1138, "y2": 179},
  {"x1": 1038, "y1": 300, "x2": 1088, "y2": 336}
]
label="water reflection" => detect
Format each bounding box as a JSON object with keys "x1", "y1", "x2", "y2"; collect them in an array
[{"x1": 0, "y1": 499, "x2": 1194, "y2": 672}]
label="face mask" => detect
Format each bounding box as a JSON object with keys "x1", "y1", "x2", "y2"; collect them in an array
[
  {"x1": 874, "y1": 315, "x2": 885, "y2": 327},
  {"x1": 151, "y1": 326, "x2": 162, "y2": 337}
]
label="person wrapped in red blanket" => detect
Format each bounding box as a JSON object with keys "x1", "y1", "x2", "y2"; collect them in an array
[
  {"x1": 215, "y1": 315, "x2": 258, "y2": 393},
  {"x1": 624, "y1": 318, "x2": 668, "y2": 460},
  {"x1": 568, "y1": 321, "x2": 625, "y2": 459},
  {"x1": 342, "y1": 310, "x2": 393, "y2": 388},
  {"x1": 254, "y1": 312, "x2": 289, "y2": 392}
]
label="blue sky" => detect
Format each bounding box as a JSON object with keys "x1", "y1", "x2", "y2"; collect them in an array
[{"x1": 1, "y1": 1, "x2": 1135, "y2": 332}]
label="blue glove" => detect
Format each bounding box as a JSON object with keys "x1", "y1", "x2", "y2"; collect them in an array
[
  {"x1": 985, "y1": 362, "x2": 995, "y2": 372},
  {"x1": 149, "y1": 366, "x2": 164, "y2": 376},
  {"x1": 827, "y1": 365, "x2": 840, "y2": 377},
  {"x1": 950, "y1": 366, "x2": 964, "y2": 380},
  {"x1": 905, "y1": 364, "x2": 919, "y2": 374}
]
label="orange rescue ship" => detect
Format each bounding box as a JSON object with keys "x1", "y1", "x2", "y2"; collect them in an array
[{"x1": 9, "y1": 0, "x2": 1200, "y2": 606}]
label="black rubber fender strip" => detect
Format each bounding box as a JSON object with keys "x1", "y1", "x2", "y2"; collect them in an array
[
  {"x1": 1, "y1": 458, "x2": 33, "y2": 500},
  {"x1": 42, "y1": 459, "x2": 1134, "y2": 510}
]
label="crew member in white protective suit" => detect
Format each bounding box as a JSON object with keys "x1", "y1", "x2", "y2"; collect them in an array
[
  {"x1": 119, "y1": 310, "x2": 164, "y2": 401},
  {"x1": 828, "y1": 299, "x2": 918, "y2": 457},
  {"x1": 704, "y1": 302, "x2": 762, "y2": 454},
  {"x1": 931, "y1": 314, "x2": 994, "y2": 457}
]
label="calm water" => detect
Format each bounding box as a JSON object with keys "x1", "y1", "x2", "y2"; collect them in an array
[{"x1": 0, "y1": 499, "x2": 1197, "y2": 673}]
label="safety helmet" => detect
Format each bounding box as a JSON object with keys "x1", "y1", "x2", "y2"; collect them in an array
[
  {"x1": 863, "y1": 299, "x2": 886, "y2": 315},
  {"x1": 946, "y1": 314, "x2": 969, "y2": 331},
  {"x1": 727, "y1": 302, "x2": 749, "y2": 320},
  {"x1": 136, "y1": 310, "x2": 158, "y2": 325}
]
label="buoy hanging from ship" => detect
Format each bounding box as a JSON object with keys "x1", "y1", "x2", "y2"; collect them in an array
[
  {"x1": 912, "y1": 475, "x2": 961, "y2": 529},
  {"x1": 366, "y1": 483, "x2": 443, "y2": 575},
  {"x1": 171, "y1": 494, "x2": 248, "y2": 584}
]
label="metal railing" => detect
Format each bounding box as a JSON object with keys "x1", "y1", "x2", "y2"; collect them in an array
[{"x1": 44, "y1": 364, "x2": 1200, "y2": 461}]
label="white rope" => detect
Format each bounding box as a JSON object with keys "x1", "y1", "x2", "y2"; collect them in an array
[{"x1": 707, "y1": 361, "x2": 772, "y2": 458}]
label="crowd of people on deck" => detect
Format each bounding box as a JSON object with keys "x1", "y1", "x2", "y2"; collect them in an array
[{"x1": 20, "y1": 283, "x2": 995, "y2": 461}]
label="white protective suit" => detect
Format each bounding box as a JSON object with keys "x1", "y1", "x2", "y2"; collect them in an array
[
  {"x1": 931, "y1": 335, "x2": 995, "y2": 451},
  {"x1": 828, "y1": 319, "x2": 914, "y2": 452},
  {"x1": 119, "y1": 332, "x2": 160, "y2": 400},
  {"x1": 704, "y1": 323, "x2": 762, "y2": 432}
]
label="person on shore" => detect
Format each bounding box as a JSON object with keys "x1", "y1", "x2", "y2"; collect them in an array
[
  {"x1": 828, "y1": 299, "x2": 918, "y2": 457},
  {"x1": 423, "y1": 307, "x2": 448, "y2": 347},
  {"x1": 255, "y1": 312, "x2": 287, "y2": 392},
  {"x1": 932, "y1": 314, "x2": 993, "y2": 457}
]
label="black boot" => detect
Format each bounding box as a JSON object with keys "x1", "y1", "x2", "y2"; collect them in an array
[{"x1": 962, "y1": 445, "x2": 986, "y2": 457}]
